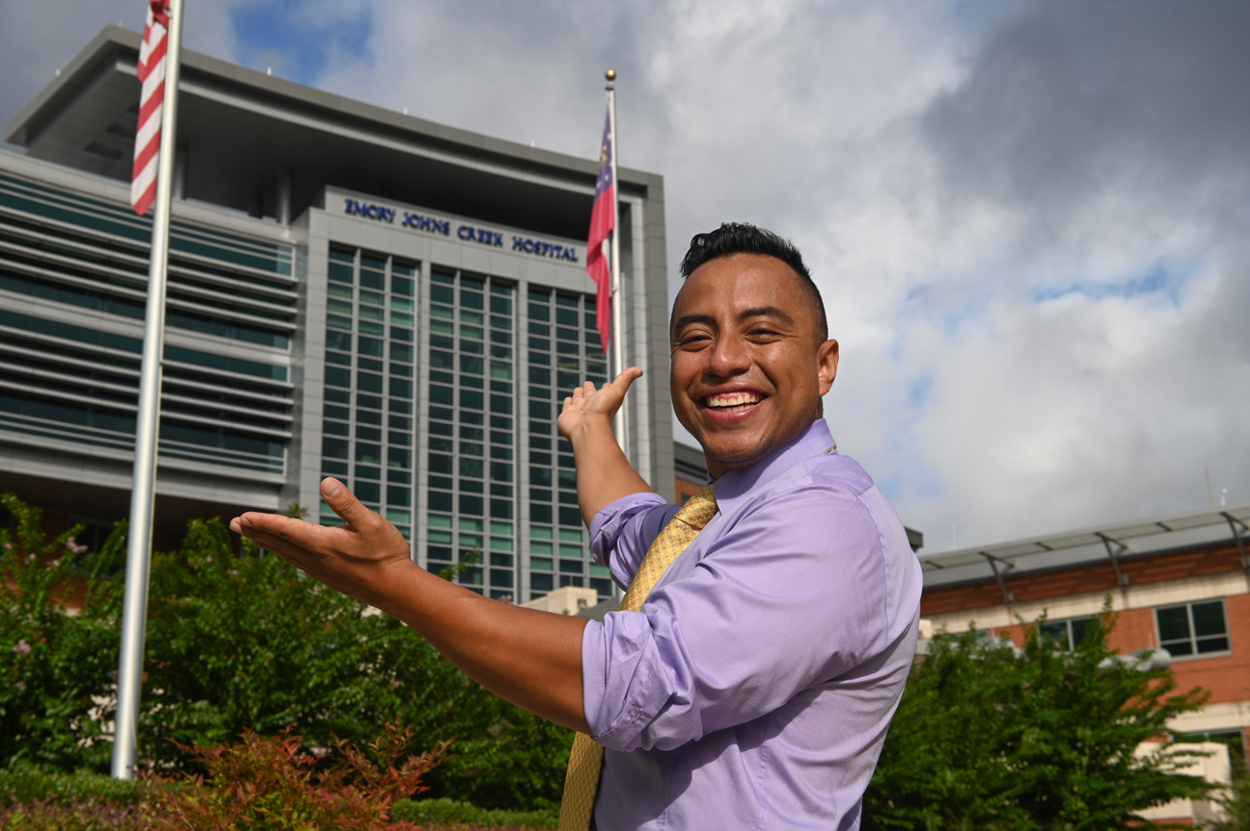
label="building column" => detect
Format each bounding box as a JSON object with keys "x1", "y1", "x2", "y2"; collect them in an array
[
  {"x1": 172, "y1": 142, "x2": 188, "y2": 200},
  {"x1": 276, "y1": 169, "x2": 292, "y2": 225}
]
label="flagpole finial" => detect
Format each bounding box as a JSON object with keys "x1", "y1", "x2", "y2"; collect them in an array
[{"x1": 605, "y1": 69, "x2": 616, "y2": 82}]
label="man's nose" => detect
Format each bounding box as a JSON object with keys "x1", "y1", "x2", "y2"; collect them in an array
[{"x1": 708, "y1": 334, "x2": 751, "y2": 376}]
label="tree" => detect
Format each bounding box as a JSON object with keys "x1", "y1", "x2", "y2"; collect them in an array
[
  {"x1": 1, "y1": 496, "x2": 571, "y2": 810},
  {"x1": 864, "y1": 611, "x2": 1214, "y2": 830},
  {"x1": 139, "y1": 516, "x2": 569, "y2": 809},
  {"x1": 0, "y1": 494, "x2": 125, "y2": 771},
  {"x1": 140, "y1": 519, "x2": 570, "y2": 808},
  {"x1": 1209, "y1": 774, "x2": 1250, "y2": 831}
]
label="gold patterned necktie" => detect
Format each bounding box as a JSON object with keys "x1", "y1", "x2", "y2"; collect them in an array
[{"x1": 558, "y1": 483, "x2": 718, "y2": 831}]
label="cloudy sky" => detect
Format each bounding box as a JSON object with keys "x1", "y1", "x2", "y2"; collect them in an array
[{"x1": 2, "y1": 1, "x2": 1246, "y2": 551}]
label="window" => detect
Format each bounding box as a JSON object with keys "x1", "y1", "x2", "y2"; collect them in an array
[
  {"x1": 1039, "y1": 616, "x2": 1093, "y2": 650},
  {"x1": 1156, "y1": 599, "x2": 1229, "y2": 657},
  {"x1": 1176, "y1": 729, "x2": 1248, "y2": 777}
]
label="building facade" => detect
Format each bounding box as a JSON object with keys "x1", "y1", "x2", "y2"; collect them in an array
[
  {"x1": 919, "y1": 502, "x2": 1250, "y2": 768},
  {"x1": 0, "y1": 26, "x2": 674, "y2": 602}
]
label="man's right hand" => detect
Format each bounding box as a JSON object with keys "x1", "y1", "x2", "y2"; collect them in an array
[
  {"x1": 557, "y1": 366, "x2": 643, "y2": 442},
  {"x1": 557, "y1": 367, "x2": 656, "y2": 525}
]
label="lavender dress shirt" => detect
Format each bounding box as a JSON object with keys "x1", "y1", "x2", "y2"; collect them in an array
[{"x1": 582, "y1": 420, "x2": 922, "y2": 830}]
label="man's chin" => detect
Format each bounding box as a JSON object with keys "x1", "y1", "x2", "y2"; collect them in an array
[{"x1": 702, "y1": 441, "x2": 771, "y2": 477}]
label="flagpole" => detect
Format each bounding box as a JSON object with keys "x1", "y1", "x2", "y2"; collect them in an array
[
  {"x1": 112, "y1": 0, "x2": 185, "y2": 780},
  {"x1": 605, "y1": 70, "x2": 628, "y2": 459}
]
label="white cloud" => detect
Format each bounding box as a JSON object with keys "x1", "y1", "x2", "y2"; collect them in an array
[{"x1": 3, "y1": 0, "x2": 1245, "y2": 551}]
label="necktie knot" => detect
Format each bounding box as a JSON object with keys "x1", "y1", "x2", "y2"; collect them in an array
[{"x1": 674, "y1": 482, "x2": 717, "y2": 531}]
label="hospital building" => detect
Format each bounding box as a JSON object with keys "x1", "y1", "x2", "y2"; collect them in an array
[{"x1": 0, "y1": 26, "x2": 675, "y2": 603}]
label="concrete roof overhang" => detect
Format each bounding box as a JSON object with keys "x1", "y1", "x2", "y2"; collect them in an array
[{"x1": 5, "y1": 26, "x2": 661, "y2": 239}]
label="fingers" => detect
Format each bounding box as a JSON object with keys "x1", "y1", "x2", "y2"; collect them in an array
[
  {"x1": 235, "y1": 525, "x2": 314, "y2": 566},
  {"x1": 609, "y1": 366, "x2": 643, "y2": 391},
  {"x1": 231, "y1": 512, "x2": 325, "y2": 558},
  {"x1": 320, "y1": 478, "x2": 374, "y2": 529},
  {"x1": 561, "y1": 380, "x2": 598, "y2": 414},
  {"x1": 563, "y1": 369, "x2": 642, "y2": 401},
  {"x1": 231, "y1": 511, "x2": 305, "y2": 542}
]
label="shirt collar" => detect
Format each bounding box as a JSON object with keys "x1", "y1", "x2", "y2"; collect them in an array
[{"x1": 709, "y1": 419, "x2": 837, "y2": 517}]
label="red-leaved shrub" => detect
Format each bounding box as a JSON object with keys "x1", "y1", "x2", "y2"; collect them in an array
[{"x1": 149, "y1": 721, "x2": 450, "y2": 830}]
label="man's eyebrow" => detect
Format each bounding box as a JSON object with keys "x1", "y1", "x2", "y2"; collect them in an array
[
  {"x1": 739, "y1": 306, "x2": 796, "y2": 327},
  {"x1": 671, "y1": 313, "x2": 716, "y2": 335}
]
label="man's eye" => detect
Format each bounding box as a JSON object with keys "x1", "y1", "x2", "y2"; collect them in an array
[{"x1": 677, "y1": 334, "x2": 709, "y2": 347}]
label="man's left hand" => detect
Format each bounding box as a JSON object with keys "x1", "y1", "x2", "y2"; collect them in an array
[{"x1": 230, "y1": 477, "x2": 414, "y2": 612}]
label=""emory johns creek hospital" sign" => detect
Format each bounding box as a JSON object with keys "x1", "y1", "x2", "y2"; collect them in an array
[{"x1": 342, "y1": 198, "x2": 579, "y2": 263}]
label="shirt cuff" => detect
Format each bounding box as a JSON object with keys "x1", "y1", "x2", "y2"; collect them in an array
[{"x1": 581, "y1": 610, "x2": 669, "y2": 750}]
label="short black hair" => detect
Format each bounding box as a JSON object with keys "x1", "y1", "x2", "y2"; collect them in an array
[{"x1": 677, "y1": 222, "x2": 828, "y2": 341}]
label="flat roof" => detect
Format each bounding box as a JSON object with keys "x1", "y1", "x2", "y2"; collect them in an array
[
  {"x1": 5, "y1": 26, "x2": 663, "y2": 239},
  {"x1": 921, "y1": 501, "x2": 1250, "y2": 589}
]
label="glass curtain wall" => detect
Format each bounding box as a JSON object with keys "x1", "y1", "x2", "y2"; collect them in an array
[
  {"x1": 320, "y1": 247, "x2": 417, "y2": 539},
  {"x1": 318, "y1": 245, "x2": 618, "y2": 603},
  {"x1": 424, "y1": 269, "x2": 516, "y2": 598},
  {"x1": 523, "y1": 288, "x2": 613, "y2": 601}
]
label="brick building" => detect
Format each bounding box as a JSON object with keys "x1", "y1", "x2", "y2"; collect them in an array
[{"x1": 919, "y1": 501, "x2": 1250, "y2": 765}]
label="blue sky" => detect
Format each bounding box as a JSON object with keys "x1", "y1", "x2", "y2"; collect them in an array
[
  {"x1": 1032, "y1": 261, "x2": 1191, "y2": 307},
  {"x1": 230, "y1": 1, "x2": 372, "y2": 85}
]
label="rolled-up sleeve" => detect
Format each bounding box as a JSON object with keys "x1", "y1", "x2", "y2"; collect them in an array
[
  {"x1": 582, "y1": 481, "x2": 892, "y2": 753},
  {"x1": 589, "y1": 492, "x2": 674, "y2": 589}
]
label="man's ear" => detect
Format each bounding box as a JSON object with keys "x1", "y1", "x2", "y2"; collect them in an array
[{"x1": 817, "y1": 339, "x2": 839, "y2": 396}]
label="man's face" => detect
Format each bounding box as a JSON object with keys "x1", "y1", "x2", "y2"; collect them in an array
[{"x1": 670, "y1": 254, "x2": 839, "y2": 479}]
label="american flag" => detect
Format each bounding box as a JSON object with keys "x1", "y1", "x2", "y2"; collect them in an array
[
  {"x1": 131, "y1": 0, "x2": 171, "y2": 216},
  {"x1": 586, "y1": 106, "x2": 615, "y2": 351}
]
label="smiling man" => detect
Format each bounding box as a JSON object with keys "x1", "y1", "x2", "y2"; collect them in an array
[
  {"x1": 230, "y1": 222, "x2": 920, "y2": 831},
  {"x1": 558, "y1": 222, "x2": 922, "y2": 830}
]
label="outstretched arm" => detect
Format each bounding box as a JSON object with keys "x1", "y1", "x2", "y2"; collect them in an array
[
  {"x1": 230, "y1": 480, "x2": 590, "y2": 733},
  {"x1": 558, "y1": 367, "x2": 656, "y2": 526}
]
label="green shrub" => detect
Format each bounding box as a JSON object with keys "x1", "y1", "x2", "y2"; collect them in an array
[
  {"x1": 139, "y1": 517, "x2": 572, "y2": 809},
  {"x1": 0, "y1": 769, "x2": 139, "y2": 806},
  {"x1": 0, "y1": 796, "x2": 150, "y2": 830},
  {"x1": 391, "y1": 795, "x2": 559, "y2": 829},
  {"x1": 0, "y1": 494, "x2": 571, "y2": 810},
  {"x1": 1209, "y1": 774, "x2": 1250, "y2": 831},
  {"x1": 864, "y1": 610, "x2": 1214, "y2": 830},
  {"x1": 0, "y1": 494, "x2": 126, "y2": 772}
]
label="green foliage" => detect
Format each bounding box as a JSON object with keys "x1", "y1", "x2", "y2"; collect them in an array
[
  {"x1": 0, "y1": 796, "x2": 150, "y2": 830},
  {"x1": 416, "y1": 691, "x2": 572, "y2": 811},
  {"x1": 0, "y1": 769, "x2": 140, "y2": 806},
  {"x1": 391, "y1": 795, "x2": 558, "y2": 829},
  {"x1": 140, "y1": 518, "x2": 571, "y2": 808},
  {"x1": 0, "y1": 494, "x2": 126, "y2": 772},
  {"x1": 864, "y1": 611, "x2": 1215, "y2": 831},
  {"x1": 0, "y1": 494, "x2": 571, "y2": 809},
  {"x1": 140, "y1": 518, "x2": 419, "y2": 766},
  {"x1": 1209, "y1": 774, "x2": 1250, "y2": 831}
]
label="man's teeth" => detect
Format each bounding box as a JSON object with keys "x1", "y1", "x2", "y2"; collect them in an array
[{"x1": 706, "y1": 392, "x2": 760, "y2": 411}]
